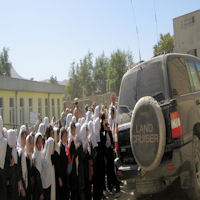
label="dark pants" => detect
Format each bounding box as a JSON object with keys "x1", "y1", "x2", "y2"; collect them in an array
[
  {"x1": 43, "y1": 186, "x2": 51, "y2": 200},
  {"x1": 71, "y1": 189, "x2": 78, "y2": 200}
]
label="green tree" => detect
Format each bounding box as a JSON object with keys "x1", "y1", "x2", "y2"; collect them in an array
[
  {"x1": 93, "y1": 53, "x2": 109, "y2": 94},
  {"x1": 79, "y1": 52, "x2": 94, "y2": 97},
  {"x1": 65, "y1": 62, "x2": 82, "y2": 100},
  {"x1": 0, "y1": 48, "x2": 11, "y2": 76},
  {"x1": 153, "y1": 33, "x2": 174, "y2": 56},
  {"x1": 49, "y1": 75, "x2": 58, "y2": 84},
  {"x1": 107, "y1": 50, "x2": 133, "y2": 95}
]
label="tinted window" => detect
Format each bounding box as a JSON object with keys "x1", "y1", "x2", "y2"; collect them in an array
[
  {"x1": 168, "y1": 57, "x2": 191, "y2": 95},
  {"x1": 137, "y1": 61, "x2": 165, "y2": 101},
  {"x1": 185, "y1": 59, "x2": 200, "y2": 91},
  {"x1": 118, "y1": 68, "x2": 138, "y2": 110}
]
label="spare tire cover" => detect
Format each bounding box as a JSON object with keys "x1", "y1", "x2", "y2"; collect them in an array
[{"x1": 130, "y1": 96, "x2": 166, "y2": 171}]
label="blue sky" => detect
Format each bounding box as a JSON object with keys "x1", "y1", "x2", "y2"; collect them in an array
[{"x1": 0, "y1": 0, "x2": 199, "y2": 81}]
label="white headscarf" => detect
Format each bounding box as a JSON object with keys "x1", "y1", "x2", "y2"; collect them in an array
[
  {"x1": 72, "y1": 116, "x2": 76, "y2": 123},
  {"x1": 38, "y1": 123, "x2": 45, "y2": 137},
  {"x1": 80, "y1": 123, "x2": 88, "y2": 151},
  {"x1": 3, "y1": 127, "x2": 7, "y2": 138},
  {"x1": 41, "y1": 137, "x2": 54, "y2": 189},
  {"x1": 25, "y1": 134, "x2": 34, "y2": 165},
  {"x1": 85, "y1": 111, "x2": 92, "y2": 123},
  {"x1": 43, "y1": 117, "x2": 49, "y2": 129},
  {"x1": 80, "y1": 117, "x2": 85, "y2": 126},
  {"x1": 33, "y1": 132, "x2": 43, "y2": 174},
  {"x1": 7, "y1": 129, "x2": 18, "y2": 164},
  {"x1": 93, "y1": 105, "x2": 100, "y2": 121},
  {"x1": 53, "y1": 127, "x2": 60, "y2": 154},
  {"x1": 88, "y1": 121, "x2": 98, "y2": 149},
  {"x1": 94, "y1": 116, "x2": 101, "y2": 143},
  {"x1": 75, "y1": 123, "x2": 81, "y2": 145},
  {"x1": 65, "y1": 113, "x2": 72, "y2": 130},
  {"x1": 0, "y1": 116, "x2": 7, "y2": 169},
  {"x1": 78, "y1": 118, "x2": 81, "y2": 124},
  {"x1": 17, "y1": 128, "x2": 28, "y2": 189}
]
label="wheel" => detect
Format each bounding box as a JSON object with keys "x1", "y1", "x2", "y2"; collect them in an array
[
  {"x1": 186, "y1": 135, "x2": 200, "y2": 200},
  {"x1": 130, "y1": 96, "x2": 166, "y2": 171}
]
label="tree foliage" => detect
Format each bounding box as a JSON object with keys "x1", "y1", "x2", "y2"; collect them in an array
[
  {"x1": 0, "y1": 48, "x2": 11, "y2": 76},
  {"x1": 49, "y1": 75, "x2": 58, "y2": 84},
  {"x1": 153, "y1": 33, "x2": 174, "y2": 56},
  {"x1": 65, "y1": 50, "x2": 134, "y2": 99}
]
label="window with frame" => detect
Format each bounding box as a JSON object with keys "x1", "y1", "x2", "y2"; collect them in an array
[
  {"x1": 0, "y1": 98, "x2": 3, "y2": 119},
  {"x1": 45, "y1": 98, "x2": 48, "y2": 117},
  {"x1": 20, "y1": 98, "x2": 24, "y2": 124},
  {"x1": 168, "y1": 57, "x2": 192, "y2": 96},
  {"x1": 52, "y1": 99, "x2": 55, "y2": 117},
  {"x1": 10, "y1": 98, "x2": 14, "y2": 124},
  {"x1": 185, "y1": 59, "x2": 200, "y2": 91},
  {"x1": 57, "y1": 99, "x2": 60, "y2": 118},
  {"x1": 38, "y1": 98, "x2": 42, "y2": 115}
]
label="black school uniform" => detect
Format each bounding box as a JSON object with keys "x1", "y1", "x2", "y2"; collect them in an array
[
  {"x1": 0, "y1": 144, "x2": 12, "y2": 200},
  {"x1": 68, "y1": 140, "x2": 78, "y2": 200},
  {"x1": 77, "y1": 144, "x2": 85, "y2": 200},
  {"x1": 105, "y1": 129, "x2": 120, "y2": 192},
  {"x1": 7, "y1": 150, "x2": 19, "y2": 200},
  {"x1": 26, "y1": 156, "x2": 34, "y2": 200},
  {"x1": 18, "y1": 152, "x2": 28, "y2": 200},
  {"x1": 59, "y1": 143, "x2": 69, "y2": 200},
  {"x1": 84, "y1": 149, "x2": 91, "y2": 200},
  {"x1": 32, "y1": 165, "x2": 43, "y2": 200},
  {"x1": 93, "y1": 127, "x2": 106, "y2": 200}
]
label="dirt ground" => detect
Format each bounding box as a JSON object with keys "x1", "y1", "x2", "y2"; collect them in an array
[{"x1": 106, "y1": 179, "x2": 189, "y2": 200}]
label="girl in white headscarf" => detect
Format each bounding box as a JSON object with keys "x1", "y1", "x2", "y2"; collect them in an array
[
  {"x1": 93, "y1": 105, "x2": 101, "y2": 144},
  {"x1": 43, "y1": 117, "x2": 49, "y2": 130},
  {"x1": 80, "y1": 117, "x2": 85, "y2": 126},
  {"x1": 38, "y1": 123, "x2": 45, "y2": 137},
  {"x1": 85, "y1": 111, "x2": 92, "y2": 123},
  {"x1": 7, "y1": 129, "x2": 18, "y2": 200},
  {"x1": 0, "y1": 116, "x2": 11, "y2": 200},
  {"x1": 41, "y1": 137, "x2": 55, "y2": 200},
  {"x1": 17, "y1": 128, "x2": 28, "y2": 199},
  {"x1": 65, "y1": 113, "x2": 72, "y2": 131},
  {"x1": 32, "y1": 132, "x2": 44, "y2": 200},
  {"x1": 25, "y1": 134, "x2": 34, "y2": 200},
  {"x1": 72, "y1": 116, "x2": 76, "y2": 123}
]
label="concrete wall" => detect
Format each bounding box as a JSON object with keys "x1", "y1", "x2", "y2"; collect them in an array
[{"x1": 173, "y1": 10, "x2": 200, "y2": 57}]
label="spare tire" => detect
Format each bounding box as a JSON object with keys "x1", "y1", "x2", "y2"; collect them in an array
[{"x1": 130, "y1": 96, "x2": 166, "y2": 171}]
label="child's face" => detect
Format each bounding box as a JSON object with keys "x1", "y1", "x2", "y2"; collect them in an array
[
  {"x1": 61, "y1": 132, "x2": 67, "y2": 145},
  {"x1": 21, "y1": 132, "x2": 27, "y2": 148},
  {"x1": 86, "y1": 128, "x2": 89, "y2": 138},
  {"x1": 29, "y1": 137, "x2": 34, "y2": 153},
  {"x1": 50, "y1": 129, "x2": 54, "y2": 139},
  {"x1": 36, "y1": 136, "x2": 43, "y2": 151},
  {"x1": 56, "y1": 134, "x2": 59, "y2": 143},
  {"x1": 71, "y1": 127, "x2": 76, "y2": 137},
  {"x1": 51, "y1": 146, "x2": 55, "y2": 155}
]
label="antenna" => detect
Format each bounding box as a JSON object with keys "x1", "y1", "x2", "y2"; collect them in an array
[
  {"x1": 130, "y1": 0, "x2": 142, "y2": 62},
  {"x1": 154, "y1": 0, "x2": 159, "y2": 46}
]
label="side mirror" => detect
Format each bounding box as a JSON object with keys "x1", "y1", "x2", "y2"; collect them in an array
[{"x1": 172, "y1": 89, "x2": 178, "y2": 96}]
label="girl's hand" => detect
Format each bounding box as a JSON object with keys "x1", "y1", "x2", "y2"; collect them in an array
[
  {"x1": 21, "y1": 187, "x2": 26, "y2": 197},
  {"x1": 59, "y1": 177, "x2": 63, "y2": 187},
  {"x1": 40, "y1": 194, "x2": 44, "y2": 200}
]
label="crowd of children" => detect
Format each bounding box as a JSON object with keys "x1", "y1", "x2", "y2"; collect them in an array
[{"x1": 0, "y1": 99, "x2": 120, "y2": 200}]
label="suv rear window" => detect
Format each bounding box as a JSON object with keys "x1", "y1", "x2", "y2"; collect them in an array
[
  {"x1": 137, "y1": 61, "x2": 165, "y2": 102},
  {"x1": 168, "y1": 57, "x2": 191, "y2": 95},
  {"x1": 118, "y1": 68, "x2": 138, "y2": 111}
]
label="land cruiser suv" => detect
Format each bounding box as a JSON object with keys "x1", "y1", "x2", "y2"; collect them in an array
[{"x1": 116, "y1": 53, "x2": 200, "y2": 199}]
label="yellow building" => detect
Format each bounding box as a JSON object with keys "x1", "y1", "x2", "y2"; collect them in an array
[{"x1": 0, "y1": 76, "x2": 65, "y2": 129}]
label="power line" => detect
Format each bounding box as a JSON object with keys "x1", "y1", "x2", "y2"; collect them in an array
[{"x1": 130, "y1": 0, "x2": 142, "y2": 62}]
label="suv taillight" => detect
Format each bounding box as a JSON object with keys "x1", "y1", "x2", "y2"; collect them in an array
[{"x1": 170, "y1": 112, "x2": 182, "y2": 139}]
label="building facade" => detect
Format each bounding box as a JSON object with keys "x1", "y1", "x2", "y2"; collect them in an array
[
  {"x1": 173, "y1": 9, "x2": 200, "y2": 57},
  {"x1": 0, "y1": 76, "x2": 65, "y2": 129}
]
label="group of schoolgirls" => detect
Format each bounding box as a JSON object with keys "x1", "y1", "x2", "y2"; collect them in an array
[{"x1": 0, "y1": 104, "x2": 119, "y2": 200}]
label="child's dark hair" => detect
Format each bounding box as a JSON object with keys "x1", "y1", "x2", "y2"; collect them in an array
[
  {"x1": 60, "y1": 127, "x2": 67, "y2": 139},
  {"x1": 45, "y1": 125, "x2": 53, "y2": 139},
  {"x1": 70, "y1": 122, "x2": 76, "y2": 131}
]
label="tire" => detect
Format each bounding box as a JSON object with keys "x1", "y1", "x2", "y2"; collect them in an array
[
  {"x1": 130, "y1": 96, "x2": 166, "y2": 171},
  {"x1": 186, "y1": 135, "x2": 200, "y2": 200}
]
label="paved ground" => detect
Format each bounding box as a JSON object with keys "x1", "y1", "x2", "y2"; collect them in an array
[{"x1": 106, "y1": 179, "x2": 189, "y2": 200}]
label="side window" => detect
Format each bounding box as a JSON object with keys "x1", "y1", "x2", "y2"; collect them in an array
[
  {"x1": 185, "y1": 59, "x2": 200, "y2": 91},
  {"x1": 168, "y1": 57, "x2": 191, "y2": 95},
  {"x1": 195, "y1": 61, "x2": 200, "y2": 79}
]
